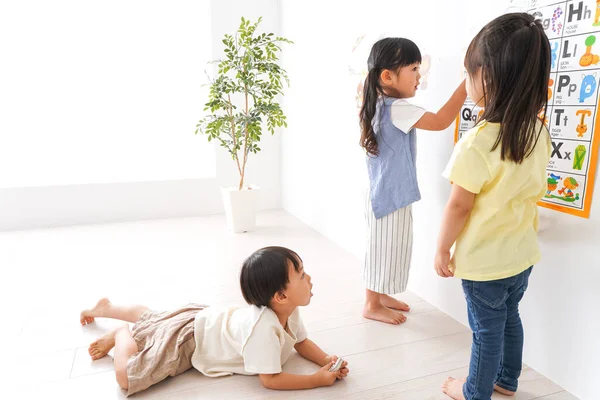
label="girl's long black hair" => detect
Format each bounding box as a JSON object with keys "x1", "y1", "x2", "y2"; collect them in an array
[
  {"x1": 359, "y1": 38, "x2": 421, "y2": 156},
  {"x1": 465, "y1": 13, "x2": 551, "y2": 163}
]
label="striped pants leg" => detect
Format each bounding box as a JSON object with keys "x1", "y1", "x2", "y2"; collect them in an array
[{"x1": 363, "y1": 196, "x2": 413, "y2": 295}]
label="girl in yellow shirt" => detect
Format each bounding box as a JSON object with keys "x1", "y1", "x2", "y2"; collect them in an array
[{"x1": 434, "y1": 13, "x2": 552, "y2": 400}]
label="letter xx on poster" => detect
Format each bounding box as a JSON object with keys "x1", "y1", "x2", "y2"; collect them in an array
[{"x1": 454, "y1": 0, "x2": 600, "y2": 218}]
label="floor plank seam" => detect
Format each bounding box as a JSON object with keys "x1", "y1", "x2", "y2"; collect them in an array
[{"x1": 336, "y1": 330, "x2": 470, "y2": 359}]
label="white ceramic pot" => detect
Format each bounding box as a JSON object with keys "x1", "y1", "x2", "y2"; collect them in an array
[{"x1": 220, "y1": 185, "x2": 260, "y2": 233}]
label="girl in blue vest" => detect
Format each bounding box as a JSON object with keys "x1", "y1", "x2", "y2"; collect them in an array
[{"x1": 359, "y1": 38, "x2": 466, "y2": 324}]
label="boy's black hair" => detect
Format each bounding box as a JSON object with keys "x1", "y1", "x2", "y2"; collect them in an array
[{"x1": 240, "y1": 246, "x2": 302, "y2": 307}]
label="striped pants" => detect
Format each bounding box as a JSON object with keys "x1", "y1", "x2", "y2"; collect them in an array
[{"x1": 363, "y1": 195, "x2": 413, "y2": 295}]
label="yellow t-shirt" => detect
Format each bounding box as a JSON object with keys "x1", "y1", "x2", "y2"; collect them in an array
[{"x1": 444, "y1": 120, "x2": 551, "y2": 281}]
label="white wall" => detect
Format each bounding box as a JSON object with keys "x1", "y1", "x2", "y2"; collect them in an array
[
  {"x1": 280, "y1": 1, "x2": 598, "y2": 398},
  {"x1": 0, "y1": 0, "x2": 283, "y2": 230},
  {"x1": 0, "y1": 1, "x2": 215, "y2": 188}
]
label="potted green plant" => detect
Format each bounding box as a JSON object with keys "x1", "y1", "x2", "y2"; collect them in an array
[{"x1": 196, "y1": 17, "x2": 292, "y2": 233}]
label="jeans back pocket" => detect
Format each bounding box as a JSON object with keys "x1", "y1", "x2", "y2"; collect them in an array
[{"x1": 471, "y1": 280, "x2": 511, "y2": 309}]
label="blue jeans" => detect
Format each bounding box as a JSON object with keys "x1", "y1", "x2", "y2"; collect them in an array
[{"x1": 461, "y1": 267, "x2": 533, "y2": 400}]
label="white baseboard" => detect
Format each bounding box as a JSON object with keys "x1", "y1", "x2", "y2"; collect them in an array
[{"x1": 0, "y1": 179, "x2": 227, "y2": 231}]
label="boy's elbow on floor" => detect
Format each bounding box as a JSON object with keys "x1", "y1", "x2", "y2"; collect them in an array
[{"x1": 259, "y1": 374, "x2": 275, "y2": 389}]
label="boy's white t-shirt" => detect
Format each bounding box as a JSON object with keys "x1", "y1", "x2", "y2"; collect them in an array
[
  {"x1": 191, "y1": 305, "x2": 308, "y2": 377},
  {"x1": 389, "y1": 99, "x2": 426, "y2": 133}
]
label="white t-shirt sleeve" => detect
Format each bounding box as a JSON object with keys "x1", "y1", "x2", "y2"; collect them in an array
[
  {"x1": 390, "y1": 99, "x2": 426, "y2": 133},
  {"x1": 242, "y1": 314, "x2": 283, "y2": 374}
]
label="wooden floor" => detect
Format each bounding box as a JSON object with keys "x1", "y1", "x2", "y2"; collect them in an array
[{"x1": 1, "y1": 211, "x2": 577, "y2": 399}]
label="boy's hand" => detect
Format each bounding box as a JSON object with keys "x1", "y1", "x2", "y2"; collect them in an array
[
  {"x1": 327, "y1": 355, "x2": 349, "y2": 379},
  {"x1": 434, "y1": 250, "x2": 454, "y2": 278},
  {"x1": 322, "y1": 354, "x2": 338, "y2": 366},
  {"x1": 314, "y1": 362, "x2": 342, "y2": 387}
]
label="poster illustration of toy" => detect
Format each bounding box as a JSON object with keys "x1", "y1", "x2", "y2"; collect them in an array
[{"x1": 454, "y1": 0, "x2": 600, "y2": 218}]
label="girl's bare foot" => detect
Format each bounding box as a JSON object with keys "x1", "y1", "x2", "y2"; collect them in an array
[
  {"x1": 441, "y1": 377, "x2": 466, "y2": 400},
  {"x1": 380, "y1": 294, "x2": 410, "y2": 311},
  {"x1": 494, "y1": 384, "x2": 516, "y2": 396},
  {"x1": 363, "y1": 302, "x2": 407, "y2": 325},
  {"x1": 80, "y1": 298, "x2": 111, "y2": 325},
  {"x1": 88, "y1": 328, "x2": 119, "y2": 360}
]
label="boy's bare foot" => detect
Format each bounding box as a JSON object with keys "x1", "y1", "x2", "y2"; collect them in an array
[
  {"x1": 380, "y1": 294, "x2": 410, "y2": 311},
  {"x1": 88, "y1": 329, "x2": 118, "y2": 360},
  {"x1": 494, "y1": 384, "x2": 516, "y2": 396},
  {"x1": 80, "y1": 298, "x2": 111, "y2": 325},
  {"x1": 363, "y1": 302, "x2": 407, "y2": 325},
  {"x1": 441, "y1": 377, "x2": 466, "y2": 400}
]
